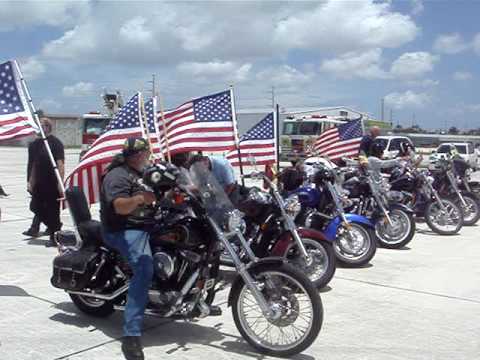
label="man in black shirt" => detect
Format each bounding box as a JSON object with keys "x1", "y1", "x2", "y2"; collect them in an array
[
  {"x1": 26, "y1": 118, "x2": 65, "y2": 247},
  {"x1": 359, "y1": 126, "x2": 381, "y2": 157},
  {"x1": 101, "y1": 137, "x2": 155, "y2": 360}
]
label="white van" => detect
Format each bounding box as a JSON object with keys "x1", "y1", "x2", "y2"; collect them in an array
[
  {"x1": 429, "y1": 143, "x2": 478, "y2": 168},
  {"x1": 373, "y1": 136, "x2": 414, "y2": 159}
]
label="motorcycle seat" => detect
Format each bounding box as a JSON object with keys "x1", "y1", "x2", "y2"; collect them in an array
[{"x1": 65, "y1": 187, "x2": 107, "y2": 250}]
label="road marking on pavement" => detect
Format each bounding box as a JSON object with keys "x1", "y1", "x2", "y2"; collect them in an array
[{"x1": 336, "y1": 276, "x2": 480, "y2": 304}]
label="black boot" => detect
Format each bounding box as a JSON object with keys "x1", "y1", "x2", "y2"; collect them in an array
[
  {"x1": 22, "y1": 228, "x2": 40, "y2": 238},
  {"x1": 44, "y1": 234, "x2": 57, "y2": 248},
  {"x1": 121, "y1": 336, "x2": 144, "y2": 360}
]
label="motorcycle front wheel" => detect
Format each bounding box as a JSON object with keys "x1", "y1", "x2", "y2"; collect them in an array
[
  {"x1": 455, "y1": 193, "x2": 480, "y2": 226},
  {"x1": 375, "y1": 208, "x2": 415, "y2": 249},
  {"x1": 285, "y1": 238, "x2": 336, "y2": 289},
  {"x1": 333, "y1": 223, "x2": 376, "y2": 267},
  {"x1": 425, "y1": 198, "x2": 463, "y2": 235},
  {"x1": 231, "y1": 262, "x2": 323, "y2": 357}
]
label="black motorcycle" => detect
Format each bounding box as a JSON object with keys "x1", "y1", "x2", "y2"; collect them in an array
[
  {"x1": 389, "y1": 163, "x2": 464, "y2": 235},
  {"x1": 430, "y1": 158, "x2": 480, "y2": 226},
  {"x1": 225, "y1": 171, "x2": 337, "y2": 289},
  {"x1": 51, "y1": 163, "x2": 323, "y2": 357},
  {"x1": 341, "y1": 165, "x2": 416, "y2": 249}
]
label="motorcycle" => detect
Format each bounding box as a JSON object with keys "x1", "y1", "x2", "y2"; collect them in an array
[
  {"x1": 52, "y1": 163, "x2": 323, "y2": 357},
  {"x1": 341, "y1": 164, "x2": 416, "y2": 249},
  {"x1": 389, "y1": 163, "x2": 464, "y2": 235},
  {"x1": 224, "y1": 171, "x2": 336, "y2": 289},
  {"x1": 431, "y1": 158, "x2": 480, "y2": 226},
  {"x1": 289, "y1": 166, "x2": 377, "y2": 267}
]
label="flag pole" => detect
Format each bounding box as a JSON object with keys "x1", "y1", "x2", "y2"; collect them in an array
[
  {"x1": 13, "y1": 60, "x2": 65, "y2": 195},
  {"x1": 13, "y1": 60, "x2": 84, "y2": 247},
  {"x1": 275, "y1": 103, "x2": 281, "y2": 173},
  {"x1": 152, "y1": 96, "x2": 165, "y2": 161},
  {"x1": 229, "y1": 85, "x2": 245, "y2": 186},
  {"x1": 138, "y1": 92, "x2": 155, "y2": 160},
  {"x1": 158, "y1": 95, "x2": 171, "y2": 163}
]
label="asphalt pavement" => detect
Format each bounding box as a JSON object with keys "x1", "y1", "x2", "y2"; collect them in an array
[{"x1": 0, "y1": 146, "x2": 479, "y2": 360}]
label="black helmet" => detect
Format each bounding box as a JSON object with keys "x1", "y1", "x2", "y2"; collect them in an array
[
  {"x1": 399, "y1": 141, "x2": 413, "y2": 156},
  {"x1": 143, "y1": 162, "x2": 179, "y2": 191},
  {"x1": 313, "y1": 167, "x2": 335, "y2": 184},
  {"x1": 370, "y1": 141, "x2": 385, "y2": 157}
]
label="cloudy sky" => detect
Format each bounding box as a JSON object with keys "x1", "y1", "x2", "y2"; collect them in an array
[{"x1": 2, "y1": 0, "x2": 479, "y2": 129}]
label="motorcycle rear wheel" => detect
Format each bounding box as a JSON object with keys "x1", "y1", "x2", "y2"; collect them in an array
[
  {"x1": 231, "y1": 262, "x2": 323, "y2": 357},
  {"x1": 70, "y1": 293, "x2": 115, "y2": 317}
]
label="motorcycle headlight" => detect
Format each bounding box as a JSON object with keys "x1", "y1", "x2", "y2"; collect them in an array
[
  {"x1": 285, "y1": 194, "x2": 302, "y2": 218},
  {"x1": 227, "y1": 209, "x2": 246, "y2": 232}
]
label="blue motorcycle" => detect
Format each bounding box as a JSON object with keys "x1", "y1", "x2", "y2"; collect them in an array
[{"x1": 287, "y1": 167, "x2": 376, "y2": 267}]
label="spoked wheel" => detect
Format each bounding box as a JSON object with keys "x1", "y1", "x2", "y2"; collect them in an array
[
  {"x1": 333, "y1": 223, "x2": 376, "y2": 267},
  {"x1": 425, "y1": 199, "x2": 463, "y2": 235},
  {"x1": 375, "y1": 209, "x2": 415, "y2": 249},
  {"x1": 231, "y1": 262, "x2": 323, "y2": 357},
  {"x1": 455, "y1": 193, "x2": 480, "y2": 226},
  {"x1": 285, "y1": 238, "x2": 336, "y2": 289}
]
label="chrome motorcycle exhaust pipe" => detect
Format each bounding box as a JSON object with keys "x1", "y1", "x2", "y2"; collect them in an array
[{"x1": 67, "y1": 284, "x2": 129, "y2": 300}]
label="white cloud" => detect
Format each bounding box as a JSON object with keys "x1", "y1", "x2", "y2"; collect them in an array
[
  {"x1": 473, "y1": 33, "x2": 480, "y2": 56},
  {"x1": 274, "y1": 1, "x2": 418, "y2": 53},
  {"x1": 433, "y1": 33, "x2": 469, "y2": 54},
  {"x1": 384, "y1": 90, "x2": 431, "y2": 109},
  {"x1": 62, "y1": 82, "x2": 95, "y2": 97},
  {"x1": 411, "y1": 0, "x2": 424, "y2": 15},
  {"x1": 41, "y1": 1, "x2": 419, "y2": 66},
  {"x1": 320, "y1": 49, "x2": 389, "y2": 79},
  {"x1": 0, "y1": 0, "x2": 89, "y2": 31},
  {"x1": 453, "y1": 71, "x2": 473, "y2": 81},
  {"x1": 256, "y1": 65, "x2": 313, "y2": 86},
  {"x1": 390, "y1": 52, "x2": 438, "y2": 79},
  {"x1": 177, "y1": 61, "x2": 252, "y2": 82},
  {"x1": 19, "y1": 57, "x2": 46, "y2": 80}
]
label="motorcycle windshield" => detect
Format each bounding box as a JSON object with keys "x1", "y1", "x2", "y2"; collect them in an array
[{"x1": 186, "y1": 162, "x2": 236, "y2": 227}]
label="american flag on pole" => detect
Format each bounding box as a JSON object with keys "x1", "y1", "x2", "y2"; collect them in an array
[
  {"x1": 226, "y1": 112, "x2": 276, "y2": 166},
  {"x1": 144, "y1": 97, "x2": 163, "y2": 158},
  {"x1": 157, "y1": 90, "x2": 235, "y2": 154},
  {"x1": 313, "y1": 118, "x2": 363, "y2": 160},
  {"x1": 65, "y1": 93, "x2": 144, "y2": 205},
  {"x1": 0, "y1": 61, "x2": 38, "y2": 141}
]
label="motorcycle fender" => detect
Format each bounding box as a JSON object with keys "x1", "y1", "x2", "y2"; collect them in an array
[
  {"x1": 389, "y1": 203, "x2": 415, "y2": 214},
  {"x1": 324, "y1": 215, "x2": 374, "y2": 241},
  {"x1": 270, "y1": 227, "x2": 331, "y2": 257},
  {"x1": 227, "y1": 257, "x2": 287, "y2": 307}
]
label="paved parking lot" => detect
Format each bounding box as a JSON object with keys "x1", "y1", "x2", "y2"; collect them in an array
[{"x1": 0, "y1": 146, "x2": 479, "y2": 360}]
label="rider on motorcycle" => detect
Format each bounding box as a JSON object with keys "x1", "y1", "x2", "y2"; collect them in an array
[
  {"x1": 398, "y1": 141, "x2": 423, "y2": 167},
  {"x1": 100, "y1": 137, "x2": 156, "y2": 360}
]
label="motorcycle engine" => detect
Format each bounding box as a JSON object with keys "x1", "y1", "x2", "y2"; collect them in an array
[{"x1": 153, "y1": 251, "x2": 177, "y2": 280}]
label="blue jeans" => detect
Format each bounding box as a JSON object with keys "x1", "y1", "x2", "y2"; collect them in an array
[{"x1": 103, "y1": 229, "x2": 153, "y2": 337}]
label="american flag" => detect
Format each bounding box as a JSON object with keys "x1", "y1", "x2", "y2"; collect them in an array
[
  {"x1": 0, "y1": 61, "x2": 38, "y2": 141},
  {"x1": 157, "y1": 90, "x2": 235, "y2": 154},
  {"x1": 226, "y1": 112, "x2": 276, "y2": 166},
  {"x1": 313, "y1": 118, "x2": 363, "y2": 160},
  {"x1": 65, "y1": 93, "x2": 144, "y2": 204}
]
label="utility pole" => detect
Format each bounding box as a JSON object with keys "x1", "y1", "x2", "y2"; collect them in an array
[
  {"x1": 147, "y1": 74, "x2": 156, "y2": 97},
  {"x1": 412, "y1": 112, "x2": 415, "y2": 127},
  {"x1": 271, "y1": 86, "x2": 275, "y2": 109},
  {"x1": 381, "y1": 98, "x2": 385, "y2": 122}
]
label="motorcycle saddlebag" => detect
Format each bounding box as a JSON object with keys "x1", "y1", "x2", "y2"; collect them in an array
[{"x1": 51, "y1": 250, "x2": 99, "y2": 291}]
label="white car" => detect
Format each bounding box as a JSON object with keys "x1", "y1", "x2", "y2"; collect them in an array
[
  {"x1": 428, "y1": 143, "x2": 478, "y2": 169},
  {"x1": 373, "y1": 136, "x2": 414, "y2": 159}
]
